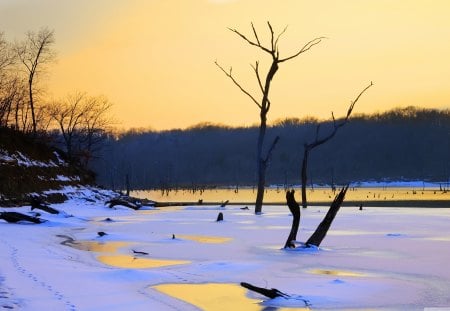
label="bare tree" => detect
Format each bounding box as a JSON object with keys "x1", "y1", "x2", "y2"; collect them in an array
[
  {"x1": 216, "y1": 22, "x2": 324, "y2": 214},
  {"x1": 48, "y1": 92, "x2": 113, "y2": 166},
  {"x1": 300, "y1": 82, "x2": 373, "y2": 208},
  {"x1": 0, "y1": 32, "x2": 16, "y2": 126},
  {"x1": 15, "y1": 27, "x2": 55, "y2": 135},
  {"x1": 48, "y1": 92, "x2": 86, "y2": 161},
  {"x1": 79, "y1": 95, "x2": 113, "y2": 167},
  {"x1": 0, "y1": 32, "x2": 16, "y2": 81},
  {"x1": 0, "y1": 76, "x2": 26, "y2": 128}
]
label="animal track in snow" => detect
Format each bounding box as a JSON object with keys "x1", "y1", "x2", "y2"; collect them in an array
[{"x1": 1, "y1": 239, "x2": 77, "y2": 311}]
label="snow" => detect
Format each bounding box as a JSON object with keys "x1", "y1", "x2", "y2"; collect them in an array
[{"x1": 1, "y1": 189, "x2": 450, "y2": 310}]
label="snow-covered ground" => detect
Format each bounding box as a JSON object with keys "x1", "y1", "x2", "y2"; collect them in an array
[{"x1": 1, "y1": 191, "x2": 450, "y2": 310}]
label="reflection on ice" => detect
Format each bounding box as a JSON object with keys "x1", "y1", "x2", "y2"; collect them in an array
[
  {"x1": 98, "y1": 255, "x2": 190, "y2": 269},
  {"x1": 63, "y1": 240, "x2": 129, "y2": 252},
  {"x1": 60, "y1": 237, "x2": 190, "y2": 269},
  {"x1": 177, "y1": 234, "x2": 232, "y2": 244}
]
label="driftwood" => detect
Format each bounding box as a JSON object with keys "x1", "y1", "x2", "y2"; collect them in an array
[
  {"x1": 240, "y1": 282, "x2": 289, "y2": 299},
  {"x1": 0, "y1": 211, "x2": 43, "y2": 224},
  {"x1": 132, "y1": 249, "x2": 149, "y2": 255},
  {"x1": 106, "y1": 198, "x2": 140, "y2": 210},
  {"x1": 106, "y1": 195, "x2": 157, "y2": 210},
  {"x1": 30, "y1": 198, "x2": 60, "y2": 214}
]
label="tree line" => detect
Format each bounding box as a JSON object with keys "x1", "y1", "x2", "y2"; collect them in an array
[
  {"x1": 91, "y1": 106, "x2": 450, "y2": 190},
  {"x1": 0, "y1": 28, "x2": 113, "y2": 167}
]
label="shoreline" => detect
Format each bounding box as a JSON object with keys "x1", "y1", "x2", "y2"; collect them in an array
[{"x1": 154, "y1": 199, "x2": 450, "y2": 208}]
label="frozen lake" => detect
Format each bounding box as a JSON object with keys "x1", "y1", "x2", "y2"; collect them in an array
[{"x1": 1, "y1": 187, "x2": 450, "y2": 310}]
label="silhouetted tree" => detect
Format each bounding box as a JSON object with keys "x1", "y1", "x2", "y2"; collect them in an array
[
  {"x1": 15, "y1": 27, "x2": 55, "y2": 135},
  {"x1": 284, "y1": 185, "x2": 349, "y2": 249},
  {"x1": 48, "y1": 92, "x2": 113, "y2": 165},
  {"x1": 79, "y1": 95, "x2": 113, "y2": 166},
  {"x1": 48, "y1": 92, "x2": 86, "y2": 161},
  {"x1": 0, "y1": 32, "x2": 15, "y2": 78},
  {"x1": 216, "y1": 22, "x2": 324, "y2": 214},
  {"x1": 300, "y1": 82, "x2": 373, "y2": 208}
]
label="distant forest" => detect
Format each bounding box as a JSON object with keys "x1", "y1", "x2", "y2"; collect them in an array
[{"x1": 91, "y1": 107, "x2": 450, "y2": 190}]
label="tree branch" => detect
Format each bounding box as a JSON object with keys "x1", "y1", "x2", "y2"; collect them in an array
[
  {"x1": 250, "y1": 61, "x2": 264, "y2": 94},
  {"x1": 274, "y1": 25, "x2": 288, "y2": 50},
  {"x1": 263, "y1": 135, "x2": 280, "y2": 164},
  {"x1": 215, "y1": 60, "x2": 262, "y2": 109},
  {"x1": 306, "y1": 81, "x2": 374, "y2": 150},
  {"x1": 250, "y1": 22, "x2": 261, "y2": 46},
  {"x1": 279, "y1": 37, "x2": 326, "y2": 63},
  {"x1": 228, "y1": 27, "x2": 272, "y2": 55},
  {"x1": 267, "y1": 21, "x2": 275, "y2": 52}
]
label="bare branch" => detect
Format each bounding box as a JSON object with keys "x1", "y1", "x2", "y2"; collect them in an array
[
  {"x1": 306, "y1": 81, "x2": 374, "y2": 149},
  {"x1": 228, "y1": 27, "x2": 272, "y2": 54},
  {"x1": 279, "y1": 37, "x2": 326, "y2": 63},
  {"x1": 267, "y1": 21, "x2": 275, "y2": 52},
  {"x1": 250, "y1": 61, "x2": 264, "y2": 94},
  {"x1": 315, "y1": 124, "x2": 321, "y2": 141},
  {"x1": 274, "y1": 25, "x2": 288, "y2": 49},
  {"x1": 346, "y1": 81, "x2": 373, "y2": 119},
  {"x1": 263, "y1": 135, "x2": 280, "y2": 164},
  {"x1": 250, "y1": 22, "x2": 261, "y2": 46},
  {"x1": 215, "y1": 60, "x2": 262, "y2": 109}
]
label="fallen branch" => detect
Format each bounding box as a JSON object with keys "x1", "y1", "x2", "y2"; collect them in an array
[
  {"x1": 240, "y1": 282, "x2": 289, "y2": 299},
  {"x1": 106, "y1": 198, "x2": 140, "y2": 210},
  {"x1": 0, "y1": 211, "x2": 44, "y2": 224},
  {"x1": 30, "y1": 198, "x2": 60, "y2": 214}
]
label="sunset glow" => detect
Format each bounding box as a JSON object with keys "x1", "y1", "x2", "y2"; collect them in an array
[{"x1": 2, "y1": 0, "x2": 449, "y2": 130}]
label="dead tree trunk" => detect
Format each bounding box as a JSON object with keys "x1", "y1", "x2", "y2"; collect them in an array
[
  {"x1": 300, "y1": 148, "x2": 309, "y2": 209},
  {"x1": 284, "y1": 189, "x2": 300, "y2": 248},
  {"x1": 305, "y1": 185, "x2": 349, "y2": 247},
  {"x1": 283, "y1": 185, "x2": 349, "y2": 249},
  {"x1": 300, "y1": 82, "x2": 373, "y2": 208},
  {"x1": 216, "y1": 22, "x2": 324, "y2": 214}
]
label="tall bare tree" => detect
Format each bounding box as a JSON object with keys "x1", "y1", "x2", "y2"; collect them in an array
[
  {"x1": 15, "y1": 27, "x2": 55, "y2": 135},
  {"x1": 216, "y1": 22, "x2": 324, "y2": 214},
  {"x1": 300, "y1": 82, "x2": 373, "y2": 208}
]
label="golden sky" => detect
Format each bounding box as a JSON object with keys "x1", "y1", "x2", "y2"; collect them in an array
[{"x1": 1, "y1": 0, "x2": 450, "y2": 130}]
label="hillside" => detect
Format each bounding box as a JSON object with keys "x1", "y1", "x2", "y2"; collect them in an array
[
  {"x1": 0, "y1": 127, "x2": 97, "y2": 206},
  {"x1": 91, "y1": 107, "x2": 450, "y2": 189}
]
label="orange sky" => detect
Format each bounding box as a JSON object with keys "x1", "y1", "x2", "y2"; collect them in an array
[{"x1": 1, "y1": 0, "x2": 449, "y2": 130}]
